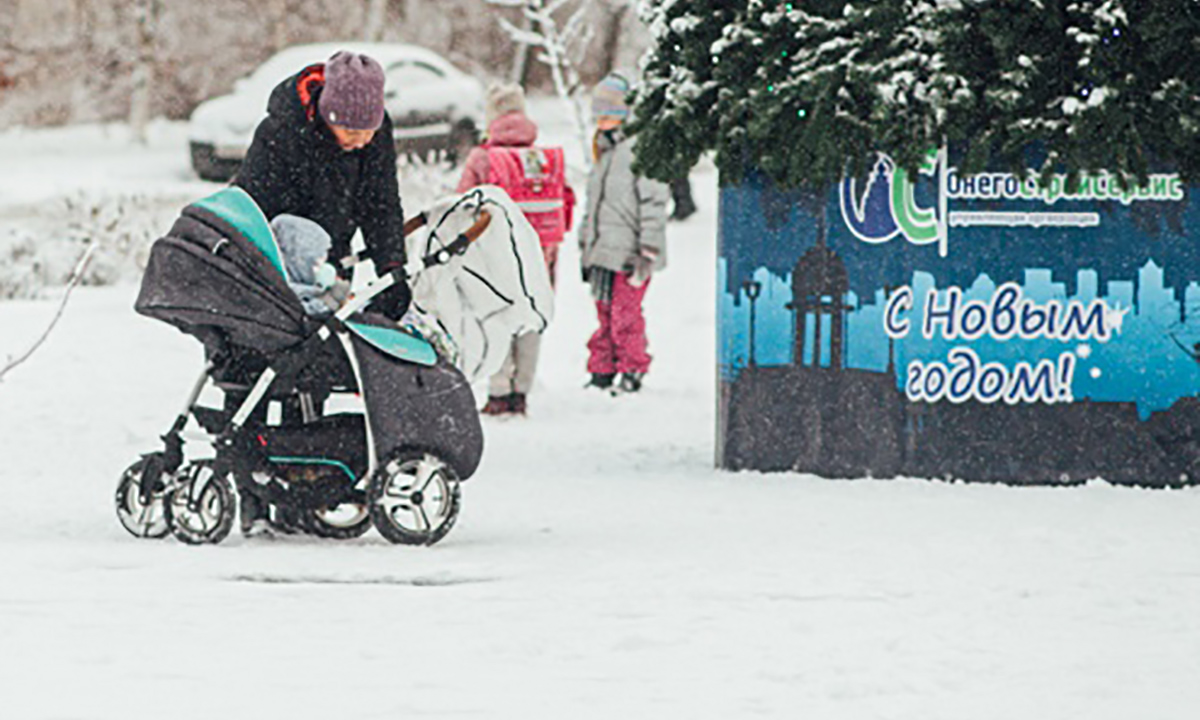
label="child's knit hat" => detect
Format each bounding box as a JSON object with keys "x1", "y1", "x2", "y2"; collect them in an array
[
  {"x1": 485, "y1": 82, "x2": 526, "y2": 127},
  {"x1": 272, "y1": 214, "x2": 331, "y2": 286},
  {"x1": 592, "y1": 72, "x2": 631, "y2": 119}
]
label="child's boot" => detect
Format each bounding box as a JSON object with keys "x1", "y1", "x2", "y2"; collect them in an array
[
  {"x1": 613, "y1": 372, "x2": 645, "y2": 395},
  {"x1": 585, "y1": 373, "x2": 615, "y2": 390},
  {"x1": 481, "y1": 394, "x2": 513, "y2": 415}
]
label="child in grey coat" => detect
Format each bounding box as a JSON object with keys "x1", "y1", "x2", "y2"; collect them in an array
[{"x1": 579, "y1": 73, "x2": 670, "y2": 394}]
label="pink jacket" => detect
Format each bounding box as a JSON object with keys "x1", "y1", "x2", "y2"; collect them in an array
[{"x1": 457, "y1": 112, "x2": 575, "y2": 245}]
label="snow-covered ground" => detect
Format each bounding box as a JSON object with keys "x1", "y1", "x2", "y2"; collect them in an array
[{"x1": 2, "y1": 102, "x2": 1199, "y2": 720}]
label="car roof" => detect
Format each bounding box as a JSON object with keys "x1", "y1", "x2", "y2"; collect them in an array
[{"x1": 251, "y1": 42, "x2": 460, "y2": 81}]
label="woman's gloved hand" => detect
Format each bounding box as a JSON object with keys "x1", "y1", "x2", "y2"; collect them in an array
[
  {"x1": 369, "y1": 279, "x2": 412, "y2": 321},
  {"x1": 318, "y1": 279, "x2": 351, "y2": 313}
]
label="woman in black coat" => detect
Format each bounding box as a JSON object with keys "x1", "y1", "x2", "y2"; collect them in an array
[
  {"x1": 235, "y1": 51, "x2": 411, "y2": 320},
  {"x1": 233, "y1": 51, "x2": 411, "y2": 536}
]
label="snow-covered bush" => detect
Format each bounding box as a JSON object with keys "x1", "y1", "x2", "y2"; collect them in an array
[
  {"x1": 0, "y1": 232, "x2": 42, "y2": 299},
  {"x1": 0, "y1": 192, "x2": 175, "y2": 298}
]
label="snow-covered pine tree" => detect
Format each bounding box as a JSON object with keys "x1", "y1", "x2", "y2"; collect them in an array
[
  {"x1": 936, "y1": 0, "x2": 1124, "y2": 182},
  {"x1": 632, "y1": 0, "x2": 1200, "y2": 189},
  {"x1": 628, "y1": 0, "x2": 745, "y2": 182},
  {"x1": 632, "y1": 0, "x2": 957, "y2": 189},
  {"x1": 926, "y1": 0, "x2": 1200, "y2": 186},
  {"x1": 740, "y1": 0, "x2": 962, "y2": 187},
  {"x1": 938, "y1": 0, "x2": 1200, "y2": 186}
]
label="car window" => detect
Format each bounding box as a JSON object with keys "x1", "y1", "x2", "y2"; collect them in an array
[{"x1": 385, "y1": 61, "x2": 444, "y2": 90}]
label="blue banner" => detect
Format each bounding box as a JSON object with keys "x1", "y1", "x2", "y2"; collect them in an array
[{"x1": 718, "y1": 150, "x2": 1200, "y2": 486}]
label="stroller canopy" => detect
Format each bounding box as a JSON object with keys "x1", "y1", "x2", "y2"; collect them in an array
[
  {"x1": 193, "y1": 187, "x2": 289, "y2": 282},
  {"x1": 139, "y1": 187, "x2": 438, "y2": 367},
  {"x1": 136, "y1": 187, "x2": 310, "y2": 355}
]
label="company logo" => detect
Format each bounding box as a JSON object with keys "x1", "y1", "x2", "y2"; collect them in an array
[
  {"x1": 840, "y1": 148, "x2": 948, "y2": 256},
  {"x1": 840, "y1": 148, "x2": 1184, "y2": 257}
]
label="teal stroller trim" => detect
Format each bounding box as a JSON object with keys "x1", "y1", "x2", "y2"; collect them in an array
[
  {"x1": 193, "y1": 186, "x2": 289, "y2": 283},
  {"x1": 345, "y1": 321, "x2": 439, "y2": 366},
  {"x1": 268, "y1": 456, "x2": 358, "y2": 482}
]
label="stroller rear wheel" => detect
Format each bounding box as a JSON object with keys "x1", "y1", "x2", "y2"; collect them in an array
[
  {"x1": 367, "y1": 449, "x2": 461, "y2": 545},
  {"x1": 165, "y1": 461, "x2": 236, "y2": 545},
  {"x1": 114, "y1": 457, "x2": 170, "y2": 539},
  {"x1": 302, "y1": 504, "x2": 372, "y2": 539}
]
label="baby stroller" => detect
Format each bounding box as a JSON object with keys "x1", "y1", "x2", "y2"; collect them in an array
[{"x1": 114, "y1": 187, "x2": 488, "y2": 545}]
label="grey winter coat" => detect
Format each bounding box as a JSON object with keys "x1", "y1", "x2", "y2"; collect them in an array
[{"x1": 579, "y1": 129, "x2": 669, "y2": 274}]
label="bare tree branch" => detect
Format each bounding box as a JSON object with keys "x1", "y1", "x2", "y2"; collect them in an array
[
  {"x1": 0, "y1": 244, "x2": 96, "y2": 384},
  {"x1": 497, "y1": 17, "x2": 547, "y2": 48},
  {"x1": 488, "y1": 0, "x2": 597, "y2": 171}
]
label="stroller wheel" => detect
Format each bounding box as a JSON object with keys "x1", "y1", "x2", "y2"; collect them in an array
[
  {"x1": 114, "y1": 458, "x2": 170, "y2": 539},
  {"x1": 302, "y1": 504, "x2": 372, "y2": 539},
  {"x1": 165, "y1": 461, "x2": 235, "y2": 545},
  {"x1": 367, "y1": 450, "x2": 461, "y2": 545}
]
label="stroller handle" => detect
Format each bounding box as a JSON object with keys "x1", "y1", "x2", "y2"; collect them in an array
[
  {"x1": 421, "y1": 210, "x2": 492, "y2": 269},
  {"x1": 337, "y1": 210, "x2": 491, "y2": 270},
  {"x1": 331, "y1": 211, "x2": 489, "y2": 317},
  {"x1": 461, "y1": 210, "x2": 493, "y2": 243},
  {"x1": 403, "y1": 213, "x2": 428, "y2": 237}
]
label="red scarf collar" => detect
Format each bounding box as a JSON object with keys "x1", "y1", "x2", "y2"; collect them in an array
[{"x1": 296, "y1": 64, "x2": 325, "y2": 122}]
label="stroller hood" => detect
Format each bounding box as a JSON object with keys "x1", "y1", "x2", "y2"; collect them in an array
[{"x1": 135, "y1": 188, "x2": 311, "y2": 354}]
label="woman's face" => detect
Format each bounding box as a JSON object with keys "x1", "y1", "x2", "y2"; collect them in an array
[{"x1": 328, "y1": 124, "x2": 377, "y2": 151}]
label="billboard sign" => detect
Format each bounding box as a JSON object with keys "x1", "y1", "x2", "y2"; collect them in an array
[{"x1": 718, "y1": 150, "x2": 1199, "y2": 486}]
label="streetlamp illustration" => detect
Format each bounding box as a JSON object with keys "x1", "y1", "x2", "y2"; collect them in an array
[{"x1": 743, "y1": 280, "x2": 762, "y2": 367}]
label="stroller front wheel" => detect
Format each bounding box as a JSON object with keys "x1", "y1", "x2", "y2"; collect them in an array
[
  {"x1": 367, "y1": 449, "x2": 461, "y2": 545},
  {"x1": 165, "y1": 461, "x2": 236, "y2": 545},
  {"x1": 115, "y1": 457, "x2": 171, "y2": 539}
]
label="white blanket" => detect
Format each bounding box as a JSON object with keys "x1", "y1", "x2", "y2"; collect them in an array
[{"x1": 404, "y1": 185, "x2": 555, "y2": 383}]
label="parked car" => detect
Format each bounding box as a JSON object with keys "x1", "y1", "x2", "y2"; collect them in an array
[{"x1": 188, "y1": 42, "x2": 485, "y2": 181}]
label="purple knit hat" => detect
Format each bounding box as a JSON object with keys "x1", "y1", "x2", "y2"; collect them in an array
[{"x1": 319, "y1": 51, "x2": 386, "y2": 131}]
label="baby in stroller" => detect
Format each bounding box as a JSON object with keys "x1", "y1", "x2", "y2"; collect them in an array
[
  {"x1": 272, "y1": 214, "x2": 349, "y2": 319},
  {"x1": 116, "y1": 187, "x2": 487, "y2": 545}
]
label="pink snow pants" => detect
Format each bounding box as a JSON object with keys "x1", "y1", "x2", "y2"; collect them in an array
[{"x1": 587, "y1": 273, "x2": 652, "y2": 375}]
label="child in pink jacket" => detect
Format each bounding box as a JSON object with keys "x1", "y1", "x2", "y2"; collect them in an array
[{"x1": 458, "y1": 83, "x2": 574, "y2": 416}]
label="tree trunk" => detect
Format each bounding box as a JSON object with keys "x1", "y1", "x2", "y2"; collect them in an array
[
  {"x1": 510, "y1": 14, "x2": 534, "y2": 85},
  {"x1": 128, "y1": 0, "x2": 160, "y2": 144},
  {"x1": 268, "y1": 0, "x2": 291, "y2": 51},
  {"x1": 363, "y1": 0, "x2": 388, "y2": 41},
  {"x1": 597, "y1": 1, "x2": 629, "y2": 76},
  {"x1": 403, "y1": 0, "x2": 421, "y2": 23}
]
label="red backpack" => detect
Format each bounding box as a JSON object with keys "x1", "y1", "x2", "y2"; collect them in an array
[{"x1": 485, "y1": 146, "x2": 571, "y2": 245}]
